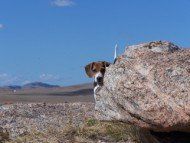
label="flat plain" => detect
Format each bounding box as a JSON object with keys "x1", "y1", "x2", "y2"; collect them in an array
[{"x1": 0, "y1": 83, "x2": 94, "y2": 104}]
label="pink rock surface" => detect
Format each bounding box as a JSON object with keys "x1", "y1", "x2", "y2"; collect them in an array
[{"x1": 95, "y1": 41, "x2": 190, "y2": 132}]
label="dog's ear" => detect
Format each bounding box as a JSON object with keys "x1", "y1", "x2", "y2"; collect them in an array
[
  {"x1": 85, "y1": 63, "x2": 94, "y2": 78},
  {"x1": 91, "y1": 62, "x2": 97, "y2": 72}
]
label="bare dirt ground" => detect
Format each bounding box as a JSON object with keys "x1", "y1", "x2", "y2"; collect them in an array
[
  {"x1": 0, "y1": 83, "x2": 94, "y2": 104},
  {"x1": 0, "y1": 94, "x2": 94, "y2": 103}
]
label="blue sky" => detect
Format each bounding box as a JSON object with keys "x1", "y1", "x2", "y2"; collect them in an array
[{"x1": 0, "y1": 0, "x2": 190, "y2": 86}]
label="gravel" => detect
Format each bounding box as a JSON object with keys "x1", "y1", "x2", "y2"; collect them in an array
[{"x1": 0, "y1": 102, "x2": 94, "y2": 142}]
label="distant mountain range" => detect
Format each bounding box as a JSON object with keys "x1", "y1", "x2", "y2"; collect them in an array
[
  {"x1": 23, "y1": 82, "x2": 60, "y2": 89},
  {"x1": 3, "y1": 82, "x2": 60, "y2": 90}
]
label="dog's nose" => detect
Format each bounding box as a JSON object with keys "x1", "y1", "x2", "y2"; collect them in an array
[{"x1": 97, "y1": 76, "x2": 103, "y2": 83}]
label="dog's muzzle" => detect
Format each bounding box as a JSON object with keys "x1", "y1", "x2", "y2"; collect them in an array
[{"x1": 96, "y1": 76, "x2": 103, "y2": 86}]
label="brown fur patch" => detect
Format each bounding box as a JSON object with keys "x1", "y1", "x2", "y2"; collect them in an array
[{"x1": 85, "y1": 61, "x2": 110, "y2": 78}]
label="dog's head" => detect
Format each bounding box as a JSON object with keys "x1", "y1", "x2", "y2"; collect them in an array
[{"x1": 85, "y1": 61, "x2": 110, "y2": 86}]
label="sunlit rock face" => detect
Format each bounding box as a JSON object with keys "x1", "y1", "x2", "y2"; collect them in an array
[{"x1": 95, "y1": 41, "x2": 190, "y2": 133}]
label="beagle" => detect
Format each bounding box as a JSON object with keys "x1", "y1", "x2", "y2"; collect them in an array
[
  {"x1": 85, "y1": 61, "x2": 110, "y2": 94},
  {"x1": 84, "y1": 44, "x2": 118, "y2": 99}
]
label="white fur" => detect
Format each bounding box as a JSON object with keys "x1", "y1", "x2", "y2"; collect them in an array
[
  {"x1": 93, "y1": 71, "x2": 103, "y2": 100},
  {"x1": 94, "y1": 84, "x2": 101, "y2": 93},
  {"x1": 94, "y1": 71, "x2": 103, "y2": 82},
  {"x1": 94, "y1": 85, "x2": 99, "y2": 99}
]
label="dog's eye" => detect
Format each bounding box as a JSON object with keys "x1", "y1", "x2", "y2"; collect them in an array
[{"x1": 100, "y1": 68, "x2": 105, "y2": 72}]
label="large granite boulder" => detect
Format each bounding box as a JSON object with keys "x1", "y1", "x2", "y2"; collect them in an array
[{"x1": 95, "y1": 41, "x2": 190, "y2": 132}]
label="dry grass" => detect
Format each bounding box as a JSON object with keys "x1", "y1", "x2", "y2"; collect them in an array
[
  {"x1": 5, "y1": 118, "x2": 141, "y2": 143},
  {"x1": 0, "y1": 128, "x2": 10, "y2": 142}
]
